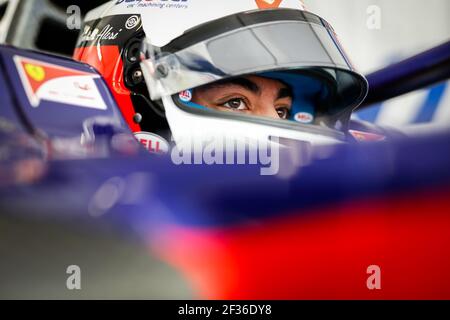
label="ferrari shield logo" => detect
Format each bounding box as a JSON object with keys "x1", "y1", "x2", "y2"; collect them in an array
[{"x1": 14, "y1": 55, "x2": 107, "y2": 110}]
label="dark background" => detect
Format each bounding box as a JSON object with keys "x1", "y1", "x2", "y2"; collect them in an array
[{"x1": 0, "y1": 0, "x2": 109, "y2": 56}]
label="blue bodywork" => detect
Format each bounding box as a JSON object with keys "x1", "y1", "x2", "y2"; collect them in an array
[
  {"x1": 0, "y1": 44, "x2": 449, "y2": 232},
  {"x1": 1, "y1": 44, "x2": 450, "y2": 300}
]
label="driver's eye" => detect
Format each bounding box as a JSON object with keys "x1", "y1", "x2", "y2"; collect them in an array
[
  {"x1": 223, "y1": 98, "x2": 247, "y2": 110},
  {"x1": 277, "y1": 107, "x2": 290, "y2": 120}
]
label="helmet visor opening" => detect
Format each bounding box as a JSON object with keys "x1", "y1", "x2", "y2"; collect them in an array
[{"x1": 171, "y1": 67, "x2": 361, "y2": 137}]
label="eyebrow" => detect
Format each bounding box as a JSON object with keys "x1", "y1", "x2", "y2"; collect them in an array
[
  {"x1": 206, "y1": 77, "x2": 261, "y2": 94},
  {"x1": 277, "y1": 87, "x2": 293, "y2": 100},
  {"x1": 201, "y1": 77, "x2": 293, "y2": 100}
]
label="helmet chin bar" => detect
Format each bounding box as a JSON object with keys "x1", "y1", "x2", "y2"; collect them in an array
[
  {"x1": 131, "y1": 93, "x2": 166, "y2": 120},
  {"x1": 162, "y1": 96, "x2": 347, "y2": 150}
]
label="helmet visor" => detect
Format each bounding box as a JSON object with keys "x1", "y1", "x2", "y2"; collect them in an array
[{"x1": 141, "y1": 10, "x2": 367, "y2": 108}]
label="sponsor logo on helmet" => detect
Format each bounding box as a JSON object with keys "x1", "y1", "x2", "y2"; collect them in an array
[
  {"x1": 76, "y1": 15, "x2": 142, "y2": 48},
  {"x1": 255, "y1": 0, "x2": 305, "y2": 9},
  {"x1": 255, "y1": 0, "x2": 283, "y2": 9},
  {"x1": 134, "y1": 132, "x2": 170, "y2": 154},
  {"x1": 111, "y1": 133, "x2": 141, "y2": 155},
  {"x1": 125, "y1": 15, "x2": 141, "y2": 30},
  {"x1": 179, "y1": 90, "x2": 193, "y2": 102},
  {"x1": 294, "y1": 112, "x2": 314, "y2": 124},
  {"x1": 79, "y1": 24, "x2": 122, "y2": 43},
  {"x1": 115, "y1": 0, "x2": 189, "y2": 10}
]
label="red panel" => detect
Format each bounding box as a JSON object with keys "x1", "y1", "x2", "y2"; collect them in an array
[
  {"x1": 152, "y1": 187, "x2": 450, "y2": 299},
  {"x1": 73, "y1": 46, "x2": 141, "y2": 132}
]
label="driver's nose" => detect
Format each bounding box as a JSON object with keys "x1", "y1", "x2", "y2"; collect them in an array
[{"x1": 253, "y1": 100, "x2": 281, "y2": 119}]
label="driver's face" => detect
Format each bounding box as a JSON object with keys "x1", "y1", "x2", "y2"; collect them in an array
[{"x1": 192, "y1": 75, "x2": 293, "y2": 120}]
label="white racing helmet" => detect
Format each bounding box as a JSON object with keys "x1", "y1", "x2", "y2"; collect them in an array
[{"x1": 75, "y1": 0, "x2": 368, "y2": 153}]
